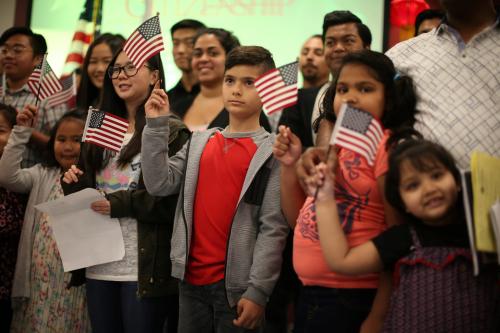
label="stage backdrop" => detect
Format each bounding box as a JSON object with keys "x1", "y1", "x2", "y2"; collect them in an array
[{"x1": 31, "y1": 0, "x2": 385, "y2": 89}]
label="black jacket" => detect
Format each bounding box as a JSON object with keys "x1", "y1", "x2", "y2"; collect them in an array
[{"x1": 63, "y1": 115, "x2": 190, "y2": 298}]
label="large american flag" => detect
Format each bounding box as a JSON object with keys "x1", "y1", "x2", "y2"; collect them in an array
[
  {"x1": 123, "y1": 15, "x2": 164, "y2": 69},
  {"x1": 254, "y1": 61, "x2": 298, "y2": 116},
  {"x1": 45, "y1": 73, "x2": 77, "y2": 108},
  {"x1": 329, "y1": 104, "x2": 384, "y2": 166},
  {"x1": 62, "y1": 0, "x2": 102, "y2": 76},
  {"x1": 27, "y1": 55, "x2": 63, "y2": 101},
  {"x1": 82, "y1": 108, "x2": 129, "y2": 152}
]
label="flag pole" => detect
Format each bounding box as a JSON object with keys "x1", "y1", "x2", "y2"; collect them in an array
[{"x1": 34, "y1": 54, "x2": 48, "y2": 108}]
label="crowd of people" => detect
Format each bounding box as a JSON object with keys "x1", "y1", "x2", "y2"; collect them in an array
[{"x1": 0, "y1": 0, "x2": 499, "y2": 332}]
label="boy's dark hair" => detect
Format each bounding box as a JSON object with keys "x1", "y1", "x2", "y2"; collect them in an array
[
  {"x1": 0, "y1": 103, "x2": 17, "y2": 128},
  {"x1": 322, "y1": 10, "x2": 372, "y2": 47},
  {"x1": 384, "y1": 134, "x2": 461, "y2": 216},
  {"x1": 414, "y1": 9, "x2": 444, "y2": 35},
  {"x1": 76, "y1": 33, "x2": 125, "y2": 110},
  {"x1": 0, "y1": 27, "x2": 47, "y2": 56},
  {"x1": 193, "y1": 28, "x2": 240, "y2": 54},
  {"x1": 225, "y1": 46, "x2": 275, "y2": 74},
  {"x1": 85, "y1": 48, "x2": 165, "y2": 170},
  {"x1": 44, "y1": 110, "x2": 86, "y2": 169},
  {"x1": 316, "y1": 50, "x2": 418, "y2": 136},
  {"x1": 170, "y1": 19, "x2": 206, "y2": 36}
]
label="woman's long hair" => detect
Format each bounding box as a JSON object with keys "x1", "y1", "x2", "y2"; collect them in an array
[{"x1": 81, "y1": 49, "x2": 165, "y2": 171}]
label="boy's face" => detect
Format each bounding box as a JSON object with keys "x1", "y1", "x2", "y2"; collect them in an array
[
  {"x1": 222, "y1": 64, "x2": 264, "y2": 118},
  {"x1": 1, "y1": 34, "x2": 41, "y2": 82}
]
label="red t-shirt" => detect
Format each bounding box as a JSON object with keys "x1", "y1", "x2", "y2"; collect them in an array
[{"x1": 185, "y1": 132, "x2": 258, "y2": 285}]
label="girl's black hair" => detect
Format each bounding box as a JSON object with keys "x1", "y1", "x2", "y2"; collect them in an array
[
  {"x1": 82, "y1": 48, "x2": 165, "y2": 171},
  {"x1": 76, "y1": 33, "x2": 125, "y2": 110},
  {"x1": 0, "y1": 103, "x2": 17, "y2": 128},
  {"x1": 384, "y1": 131, "x2": 462, "y2": 218},
  {"x1": 192, "y1": 28, "x2": 240, "y2": 54},
  {"x1": 314, "y1": 50, "x2": 418, "y2": 141},
  {"x1": 43, "y1": 109, "x2": 86, "y2": 169}
]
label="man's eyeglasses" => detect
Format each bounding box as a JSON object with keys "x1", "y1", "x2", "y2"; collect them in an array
[
  {"x1": 107, "y1": 63, "x2": 152, "y2": 79},
  {"x1": 0, "y1": 45, "x2": 31, "y2": 56}
]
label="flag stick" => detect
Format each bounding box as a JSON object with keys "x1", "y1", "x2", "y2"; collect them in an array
[{"x1": 313, "y1": 144, "x2": 332, "y2": 200}]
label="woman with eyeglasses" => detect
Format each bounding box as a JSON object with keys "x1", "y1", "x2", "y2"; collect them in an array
[{"x1": 61, "y1": 49, "x2": 191, "y2": 333}]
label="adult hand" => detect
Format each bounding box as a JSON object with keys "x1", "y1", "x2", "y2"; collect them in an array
[
  {"x1": 273, "y1": 125, "x2": 302, "y2": 166},
  {"x1": 91, "y1": 199, "x2": 111, "y2": 215},
  {"x1": 296, "y1": 146, "x2": 327, "y2": 194},
  {"x1": 16, "y1": 104, "x2": 38, "y2": 128},
  {"x1": 232, "y1": 297, "x2": 264, "y2": 330},
  {"x1": 62, "y1": 165, "x2": 84, "y2": 184},
  {"x1": 144, "y1": 80, "x2": 170, "y2": 118}
]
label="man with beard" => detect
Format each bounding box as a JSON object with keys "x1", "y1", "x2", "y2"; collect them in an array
[
  {"x1": 299, "y1": 35, "x2": 330, "y2": 89},
  {"x1": 278, "y1": 11, "x2": 371, "y2": 148}
]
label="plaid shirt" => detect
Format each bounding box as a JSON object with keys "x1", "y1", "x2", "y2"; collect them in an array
[
  {"x1": 386, "y1": 19, "x2": 500, "y2": 169},
  {"x1": 2, "y1": 83, "x2": 68, "y2": 167}
]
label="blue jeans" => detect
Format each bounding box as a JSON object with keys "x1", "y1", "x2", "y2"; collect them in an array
[
  {"x1": 86, "y1": 279, "x2": 178, "y2": 333},
  {"x1": 293, "y1": 286, "x2": 376, "y2": 333},
  {"x1": 178, "y1": 279, "x2": 262, "y2": 333}
]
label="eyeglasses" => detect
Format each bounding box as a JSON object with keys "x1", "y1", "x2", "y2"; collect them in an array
[
  {"x1": 0, "y1": 45, "x2": 31, "y2": 56},
  {"x1": 107, "y1": 63, "x2": 152, "y2": 79}
]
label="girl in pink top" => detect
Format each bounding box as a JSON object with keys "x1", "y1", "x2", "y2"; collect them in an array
[{"x1": 273, "y1": 50, "x2": 419, "y2": 333}]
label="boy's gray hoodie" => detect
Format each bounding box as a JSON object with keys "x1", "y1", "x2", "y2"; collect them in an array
[{"x1": 141, "y1": 116, "x2": 289, "y2": 307}]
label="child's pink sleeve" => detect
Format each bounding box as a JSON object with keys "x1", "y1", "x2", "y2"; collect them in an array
[{"x1": 373, "y1": 131, "x2": 391, "y2": 179}]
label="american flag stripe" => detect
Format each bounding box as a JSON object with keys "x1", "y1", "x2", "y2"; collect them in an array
[
  {"x1": 123, "y1": 15, "x2": 164, "y2": 69},
  {"x1": 329, "y1": 104, "x2": 384, "y2": 167},
  {"x1": 86, "y1": 130, "x2": 124, "y2": 145},
  {"x1": 336, "y1": 131, "x2": 376, "y2": 162},
  {"x1": 84, "y1": 137, "x2": 122, "y2": 151},
  {"x1": 254, "y1": 61, "x2": 298, "y2": 116},
  {"x1": 82, "y1": 108, "x2": 129, "y2": 152},
  {"x1": 336, "y1": 139, "x2": 375, "y2": 165}
]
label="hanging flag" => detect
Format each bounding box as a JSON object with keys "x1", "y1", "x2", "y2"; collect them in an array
[
  {"x1": 62, "y1": 0, "x2": 102, "y2": 76},
  {"x1": 82, "y1": 107, "x2": 129, "y2": 152},
  {"x1": 329, "y1": 104, "x2": 384, "y2": 166},
  {"x1": 123, "y1": 15, "x2": 164, "y2": 69},
  {"x1": 45, "y1": 73, "x2": 77, "y2": 108},
  {"x1": 27, "y1": 55, "x2": 63, "y2": 101},
  {"x1": 254, "y1": 61, "x2": 298, "y2": 116}
]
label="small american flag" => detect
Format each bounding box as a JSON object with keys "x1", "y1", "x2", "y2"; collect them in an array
[
  {"x1": 45, "y1": 73, "x2": 77, "y2": 108},
  {"x1": 123, "y1": 15, "x2": 164, "y2": 69},
  {"x1": 329, "y1": 104, "x2": 384, "y2": 166},
  {"x1": 27, "y1": 55, "x2": 63, "y2": 100},
  {"x1": 255, "y1": 61, "x2": 298, "y2": 116},
  {"x1": 82, "y1": 107, "x2": 129, "y2": 152}
]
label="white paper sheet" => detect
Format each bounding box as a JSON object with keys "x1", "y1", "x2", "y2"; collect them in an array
[{"x1": 35, "y1": 188, "x2": 125, "y2": 272}]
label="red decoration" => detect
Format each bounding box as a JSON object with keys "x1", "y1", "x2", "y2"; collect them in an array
[{"x1": 390, "y1": 0, "x2": 430, "y2": 27}]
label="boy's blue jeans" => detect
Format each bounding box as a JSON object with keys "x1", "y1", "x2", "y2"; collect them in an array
[{"x1": 178, "y1": 279, "x2": 263, "y2": 333}]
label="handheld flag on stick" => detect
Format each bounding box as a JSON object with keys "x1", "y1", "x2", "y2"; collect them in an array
[
  {"x1": 329, "y1": 104, "x2": 384, "y2": 166},
  {"x1": 45, "y1": 73, "x2": 77, "y2": 108},
  {"x1": 123, "y1": 15, "x2": 164, "y2": 69},
  {"x1": 82, "y1": 107, "x2": 129, "y2": 152},
  {"x1": 255, "y1": 61, "x2": 298, "y2": 116},
  {"x1": 27, "y1": 54, "x2": 63, "y2": 105}
]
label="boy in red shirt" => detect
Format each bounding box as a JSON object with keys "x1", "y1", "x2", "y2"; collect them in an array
[{"x1": 141, "y1": 46, "x2": 289, "y2": 332}]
